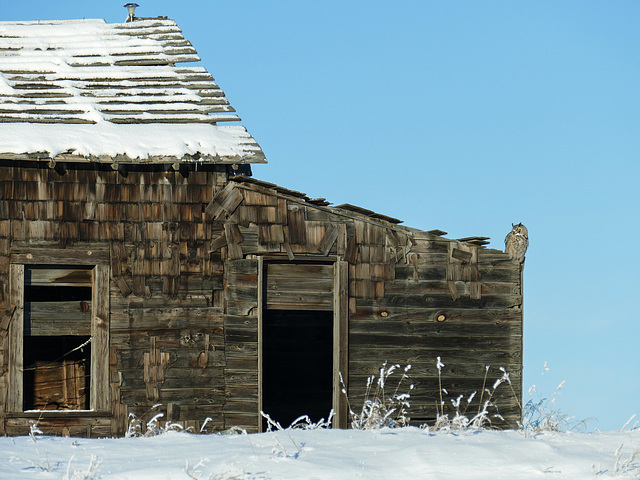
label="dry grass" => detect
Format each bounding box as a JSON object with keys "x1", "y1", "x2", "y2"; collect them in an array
[{"x1": 341, "y1": 362, "x2": 413, "y2": 430}]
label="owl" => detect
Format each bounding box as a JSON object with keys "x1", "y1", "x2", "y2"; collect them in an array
[{"x1": 505, "y1": 223, "x2": 529, "y2": 264}]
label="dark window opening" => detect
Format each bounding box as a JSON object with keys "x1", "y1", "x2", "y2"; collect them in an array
[
  {"x1": 23, "y1": 335, "x2": 91, "y2": 411},
  {"x1": 24, "y1": 286, "x2": 91, "y2": 302},
  {"x1": 262, "y1": 310, "x2": 333, "y2": 430}
]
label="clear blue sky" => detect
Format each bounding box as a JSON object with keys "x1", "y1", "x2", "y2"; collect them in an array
[{"x1": 5, "y1": 1, "x2": 639, "y2": 431}]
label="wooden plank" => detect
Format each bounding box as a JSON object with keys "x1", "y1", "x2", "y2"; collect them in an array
[
  {"x1": 25, "y1": 301, "x2": 91, "y2": 336},
  {"x1": 219, "y1": 187, "x2": 245, "y2": 219},
  {"x1": 333, "y1": 260, "x2": 348, "y2": 429},
  {"x1": 241, "y1": 189, "x2": 278, "y2": 206},
  {"x1": 344, "y1": 236, "x2": 358, "y2": 264},
  {"x1": 256, "y1": 206, "x2": 278, "y2": 224},
  {"x1": 363, "y1": 291, "x2": 521, "y2": 310},
  {"x1": 348, "y1": 347, "x2": 521, "y2": 368},
  {"x1": 225, "y1": 224, "x2": 244, "y2": 260},
  {"x1": 351, "y1": 304, "x2": 522, "y2": 324},
  {"x1": 336, "y1": 223, "x2": 347, "y2": 256},
  {"x1": 113, "y1": 275, "x2": 132, "y2": 298},
  {"x1": 11, "y1": 246, "x2": 109, "y2": 265},
  {"x1": 451, "y1": 248, "x2": 473, "y2": 262},
  {"x1": 265, "y1": 263, "x2": 333, "y2": 311},
  {"x1": 258, "y1": 225, "x2": 284, "y2": 245},
  {"x1": 305, "y1": 221, "x2": 326, "y2": 251},
  {"x1": 92, "y1": 265, "x2": 110, "y2": 412},
  {"x1": 318, "y1": 223, "x2": 339, "y2": 256},
  {"x1": 266, "y1": 275, "x2": 333, "y2": 292},
  {"x1": 225, "y1": 223, "x2": 244, "y2": 244},
  {"x1": 282, "y1": 239, "x2": 296, "y2": 261},
  {"x1": 257, "y1": 256, "x2": 264, "y2": 431},
  {"x1": 265, "y1": 292, "x2": 333, "y2": 311},
  {"x1": 209, "y1": 233, "x2": 227, "y2": 252},
  {"x1": 206, "y1": 183, "x2": 244, "y2": 220},
  {"x1": 8, "y1": 264, "x2": 24, "y2": 412},
  {"x1": 349, "y1": 317, "x2": 522, "y2": 337},
  {"x1": 286, "y1": 206, "x2": 306, "y2": 244},
  {"x1": 266, "y1": 263, "x2": 333, "y2": 279},
  {"x1": 276, "y1": 198, "x2": 287, "y2": 225},
  {"x1": 25, "y1": 268, "x2": 92, "y2": 286}
]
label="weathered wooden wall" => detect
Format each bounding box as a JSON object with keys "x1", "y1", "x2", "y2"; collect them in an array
[
  {"x1": 0, "y1": 161, "x2": 235, "y2": 436},
  {"x1": 0, "y1": 163, "x2": 523, "y2": 436},
  {"x1": 205, "y1": 177, "x2": 523, "y2": 429},
  {"x1": 349, "y1": 242, "x2": 523, "y2": 427}
]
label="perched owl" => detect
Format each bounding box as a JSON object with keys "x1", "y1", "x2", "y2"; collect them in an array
[{"x1": 505, "y1": 223, "x2": 529, "y2": 264}]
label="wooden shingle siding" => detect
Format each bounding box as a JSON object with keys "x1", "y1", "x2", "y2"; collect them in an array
[
  {"x1": 0, "y1": 164, "x2": 235, "y2": 435},
  {"x1": 0, "y1": 165, "x2": 522, "y2": 435}
]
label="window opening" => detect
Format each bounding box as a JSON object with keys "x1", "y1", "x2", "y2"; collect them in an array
[
  {"x1": 22, "y1": 266, "x2": 93, "y2": 411},
  {"x1": 23, "y1": 336, "x2": 91, "y2": 411}
]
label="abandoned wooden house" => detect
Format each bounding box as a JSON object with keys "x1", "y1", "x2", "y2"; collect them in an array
[{"x1": 0, "y1": 14, "x2": 523, "y2": 437}]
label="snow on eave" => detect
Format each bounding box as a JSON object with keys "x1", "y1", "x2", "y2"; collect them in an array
[{"x1": 0, "y1": 123, "x2": 266, "y2": 165}]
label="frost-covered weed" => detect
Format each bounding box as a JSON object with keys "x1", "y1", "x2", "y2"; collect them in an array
[
  {"x1": 185, "y1": 458, "x2": 210, "y2": 479},
  {"x1": 126, "y1": 404, "x2": 188, "y2": 437},
  {"x1": 259, "y1": 411, "x2": 306, "y2": 459},
  {"x1": 620, "y1": 414, "x2": 638, "y2": 433},
  {"x1": 28, "y1": 420, "x2": 43, "y2": 442},
  {"x1": 612, "y1": 443, "x2": 640, "y2": 476},
  {"x1": 260, "y1": 410, "x2": 334, "y2": 431},
  {"x1": 342, "y1": 362, "x2": 413, "y2": 430},
  {"x1": 64, "y1": 454, "x2": 101, "y2": 480},
  {"x1": 289, "y1": 412, "x2": 335, "y2": 430},
  {"x1": 429, "y1": 361, "x2": 512, "y2": 432},
  {"x1": 519, "y1": 364, "x2": 592, "y2": 435},
  {"x1": 594, "y1": 442, "x2": 640, "y2": 477},
  {"x1": 11, "y1": 420, "x2": 52, "y2": 472}
]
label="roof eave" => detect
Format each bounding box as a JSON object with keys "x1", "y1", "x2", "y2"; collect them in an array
[{"x1": 0, "y1": 151, "x2": 267, "y2": 165}]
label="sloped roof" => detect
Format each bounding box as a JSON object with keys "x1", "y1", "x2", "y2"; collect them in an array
[{"x1": 0, "y1": 18, "x2": 266, "y2": 165}]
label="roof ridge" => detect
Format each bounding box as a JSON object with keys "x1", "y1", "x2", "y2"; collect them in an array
[{"x1": 0, "y1": 19, "x2": 107, "y2": 26}]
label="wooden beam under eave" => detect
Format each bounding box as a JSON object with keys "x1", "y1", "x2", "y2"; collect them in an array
[{"x1": 0, "y1": 152, "x2": 265, "y2": 165}]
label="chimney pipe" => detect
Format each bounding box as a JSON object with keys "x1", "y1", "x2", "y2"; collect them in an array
[{"x1": 124, "y1": 3, "x2": 139, "y2": 22}]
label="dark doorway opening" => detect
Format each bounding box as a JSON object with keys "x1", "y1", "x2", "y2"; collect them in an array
[{"x1": 262, "y1": 310, "x2": 333, "y2": 429}]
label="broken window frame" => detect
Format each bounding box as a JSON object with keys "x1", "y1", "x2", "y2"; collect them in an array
[{"x1": 7, "y1": 248, "x2": 110, "y2": 414}]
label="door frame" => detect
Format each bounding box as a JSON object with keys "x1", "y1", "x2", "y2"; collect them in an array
[{"x1": 257, "y1": 257, "x2": 348, "y2": 429}]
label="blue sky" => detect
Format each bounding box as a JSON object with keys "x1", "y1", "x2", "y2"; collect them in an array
[{"x1": 5, "y1": 1, "x2": 639, "y2": 431}]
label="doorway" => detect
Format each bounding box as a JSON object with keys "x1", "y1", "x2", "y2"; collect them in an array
[
  {"x1": 261, "y1": 309, "x2": 333, "y2": 428},
  {"x1": 258, "y1": 259, "x2": 348, "y2": 430}
]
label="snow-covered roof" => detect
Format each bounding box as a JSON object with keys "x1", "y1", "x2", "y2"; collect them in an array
[{"x1": 0, "y1": 18, "x2": 266, "y2": 164}]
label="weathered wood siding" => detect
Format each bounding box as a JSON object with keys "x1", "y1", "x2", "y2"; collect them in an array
[
  {"x1": 349, "y1": 243, "x2": 523, "y2": 427},
  {"x1": 0, "y1": 162, "x2": 234, "y2": 436},
  {"x1": 206, "y1": 178, "x2": 523, "y2": 429},
  {"x1": 0, "y1": 165, "x2": 523, "y2": 436}
]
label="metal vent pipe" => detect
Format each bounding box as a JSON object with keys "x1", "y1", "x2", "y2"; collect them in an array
[{"x1": 124, "y1": 3, "x2": 139, "y2": 22}]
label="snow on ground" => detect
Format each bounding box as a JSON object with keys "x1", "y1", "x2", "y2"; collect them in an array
[{"x1": 1, "y1": 427, "x2": 639, "y2": 479}]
